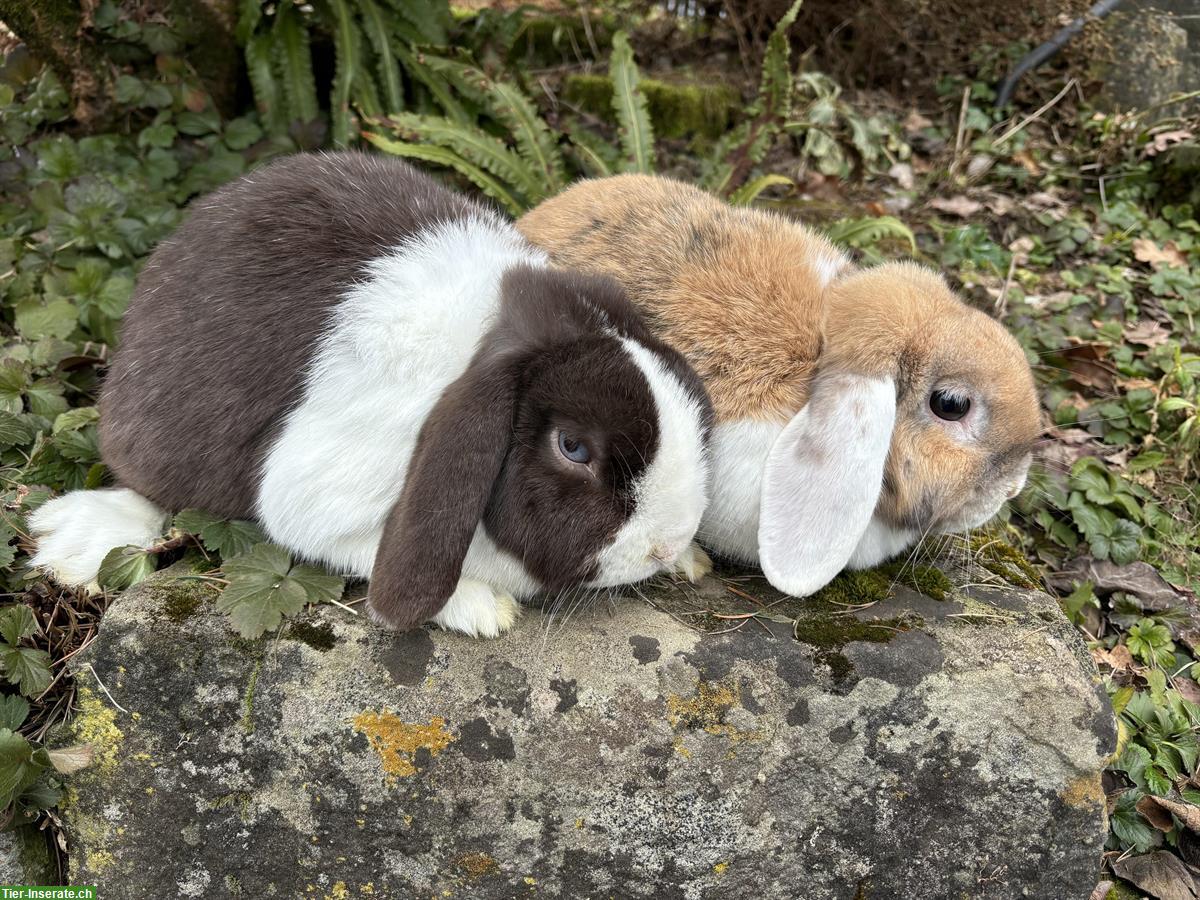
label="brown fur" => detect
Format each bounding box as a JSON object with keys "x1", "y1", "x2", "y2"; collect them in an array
[{"x1": 519, "y1": 174, "x2": 1042, "y2": 533}]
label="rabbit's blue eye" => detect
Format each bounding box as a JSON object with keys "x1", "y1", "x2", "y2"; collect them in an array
[
  {"x1": 930, "y1": 390, "x2": 970, "y2": 421},
  {"x1": 557, "y1": 430, "x2": 591, "y2": 464}
]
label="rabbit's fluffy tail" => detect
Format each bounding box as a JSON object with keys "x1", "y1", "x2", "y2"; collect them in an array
[{"x1": 28, "y1": 488, "x2": 169, "y2": 590}]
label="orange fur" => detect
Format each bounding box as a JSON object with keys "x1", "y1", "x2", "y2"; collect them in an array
[{"x1": 519, "y1": 175, "x2": 1042, "y2": 532}]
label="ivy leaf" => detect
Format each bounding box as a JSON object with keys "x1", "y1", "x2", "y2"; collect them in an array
[
  {"x1": 97, "y1": 545, "x2": 157, "y2": 592},
  {"x1": 218, "y1": 543, "x2": 344, "y2": 639},
  {"x1": 0, "y1": 695, "x2": 29, "y2": 731},
  {"x1": 173, "y1": 509, "x2": 265, "y2": 558},
  {"x1": 0, "y1": 645, "x2": 53, "y2": 696},
  {"x1": 0, "y1": 729, "x2": 47, "y2": 810},
  {"x1": 0, "y1": 605, "x2": 38, "y2": 646}
]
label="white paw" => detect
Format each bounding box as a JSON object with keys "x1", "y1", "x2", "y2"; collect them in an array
[
  {"x1": 666, "y1": 542, "x2": 713, "y2": 583},
  {"x1": 430, "y1": 579, "x2": 521, "y2": 639},
  {"x1": 29, "y1": 488, "x2": 168, "y2": 590}
]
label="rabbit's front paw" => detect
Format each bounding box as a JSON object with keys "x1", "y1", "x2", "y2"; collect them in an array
[
  {"x1": 430, "y1": 579, "x2": 521, "y2": 638},
  {"x1": 666, "y1": 542, "x2": 713, "y2": 583}
]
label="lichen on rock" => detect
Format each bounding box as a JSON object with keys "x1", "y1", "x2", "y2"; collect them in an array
[{"x1": 60, "y1": 548, "x2": 1111, "y2": 898}]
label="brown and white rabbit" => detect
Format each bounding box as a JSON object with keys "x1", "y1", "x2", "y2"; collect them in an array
[
  {"x1": 518, "y1": 174, "x2": 1040, "y2": 597},
  {"x1": 30, "y1": 154, "x2": 713, "y2": 637}
]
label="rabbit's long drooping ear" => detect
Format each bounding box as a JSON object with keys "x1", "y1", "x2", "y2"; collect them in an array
[
  {"x1": 758, "y1": 372, "x2": 896, "y2": 597},
  {"x1": 366, "y1": 351, "x2": 518, "y2": 630}
]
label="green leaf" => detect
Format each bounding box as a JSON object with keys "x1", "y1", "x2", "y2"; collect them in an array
[
  {"x1": 14, "y1": 299, "x2": 77, "y2": 340},
  {"x1": 25, "y1": 379, "x2": 68, "y2": 419},
  {"x1": 0, "y1": 366, "x2": 26, "y2": 414},
  {"x1": 0, "y1": 646, "x2": 53, "y2": 697},
  {"x1": 728, "y1": 174, "x2": 793, "y2": 206},
  {"x1": 824, "y1": 216, "x2": 917, "y2": 253},
  {"x1": 489, "y1": 80, "x2": 565, "y2": 199},
  {"x1": 274, "y1": 0, "x2": 321, "y2": 126},
  {"x1": 218, "y1": 544, "x2": 344, "y2": 639},
  {"x1": 245, "y1": 32, "x2": 289, "y2": 136},
  {"x1": 608, "y1": 31, "x2": 655, "y2": 175},
  {"x1": 755, "y1": 0, "x2": 804, "y2": 119},
  {"x1": 0, "y1": 695, "x2": 29, "y2": 731},
  {"x1": 0, "y1": 729, "x2": 47, "y2": 810},
  {"x1": 373, "y1": 112, "x2": 535, "y2": 201},
  {"x1": 363, "y1": 133, "x2": 524, "y2": 216},
  {"x1": 173, "y1": 509, "x2": 265, "y2": 558},
  {"x1": 223, "y1": 117, "x2": 263, "y2": 151},
  {"x1": 1111, "y1": 791, "x2": 1159, "y2": 852},
  {"x1": 360, "y1": 0, "x2": 403, "y2": 114},
  {"x1": 328, "y1": 0, "x2": 362, "y2": 148},
  {"x1": 0, "y1": 605, "x2": 38, "y2": 646},
  {"x1": 566, "y1": 127, "x2": 618, "y2": 178},
  {"x1": 393, "y1": 45, "x2": 470, "y2": 126},
  {"x1": 97, "y1": 545, "x2": 158, "y2": 592},
  {"x1": 0, "y1": 412, "x2": 37, "y2": 450},
  {"x1": 52, "y1": 407, "x2": 100, "y2": 434}
]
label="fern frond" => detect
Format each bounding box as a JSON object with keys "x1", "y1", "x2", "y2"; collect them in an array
[
  {"x1": 755, "y1": 0, "x2": 803, "y2": 119},
  {"x1": 327, "y1": 0, "x2": 362, "y2": 146},
  {"x1": 244, "y1": 32, "x2": 288, "y2": 137},
  {"x1": 363, "y1": 133, "x2": 525, "y2": 216},
  {"x1": 608, "y1": 31, "x2": 655, "y2": 174},
  {"x1": 566, "y1": 127, "x2": 619, "y2": 178},
  {"x1": 235, "y1": 0, "x2": 264, "y2": 44},
  {"x1": 728, "y1": 174, "x2": 792, "y2": 206},
  {"x1": 824, "y1": 216, "x2": 916, "y2": 253},
  {"x1": 360, "y1": 0, "x2": 404, "y2": 113},
  {"x1": 416, "y1": 51, "x2": 490, "y2": 108},
  {"x1": 487, "y1": 81, "x2": 566, "y2": 201},
  {"x1": 381, "y1": 0, "x2": 449, "y2": 45},
  {"x1": 372, "y1": 112, "x2": 537, "y2": 201},
  {"x1": 273, "y1": 0, "x2": 320, "y2": 125},
  {"x1": 394, "y1": 44, "x2": 472, "y2": 125}
]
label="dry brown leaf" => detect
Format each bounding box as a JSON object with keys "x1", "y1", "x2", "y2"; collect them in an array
[
  {"x1": 1089, "y1": 882, "x2": 1114, "y2": 900},
  {"x1": 1133, "y1": 237, "x2": 1188, "y2": 270},
  {"x1": 1111, "y1": 851, "x2": 1200, "y2": 900},
  {"x1": 1145, "y1": 129, "x2": 1194, "y2": 157},
  {"x1": 1125, "y1": 320, "x2": 1174, "y2": 347},
  {"x1": 1138, "y1": 794, "x2": 1178, "y2": 833},
  {"x1": 1059, "y1": 558, "x2": 1186, "y2": 611},
  {"x1": 1176, "y1": 677, "x2": 1200, "y2": 706},
  {"x1": 1059, "y1": 343, "x2": 1117, "y2": 393},
  {"x1": 888, "y1": 162, "x2": 914, "y2": 190},
  {"x1": 1012, "y1": 149, "x2": 1042, "y2": 175},
  {"x1": 1093, "y1": 643, "x2": 1137, "y2": 672},
  {"x1": 929, "y1": 195, "x2": 982, "y2": 218},
  {"x1": 985, "y1": 194, "x2": 1016, "y2": 217},
  {"x1": 904, "y1": 110, "x2": 934, "y2": 132},
  {"x1": 1141, "y1": 796, "x2": 1200, "y2": 835}
]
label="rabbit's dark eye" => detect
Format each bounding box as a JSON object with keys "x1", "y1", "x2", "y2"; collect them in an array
[
  {"x1": 930, "y1": 390, "x2": 971, "y2": 421},
  {"x1": 557, "y1": 430, "x2": 591, "y2": 464}
]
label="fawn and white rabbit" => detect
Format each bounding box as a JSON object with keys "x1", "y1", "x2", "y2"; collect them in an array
[{"x1": 519, "y1": 174, "x2": 1040, "y2": 597}]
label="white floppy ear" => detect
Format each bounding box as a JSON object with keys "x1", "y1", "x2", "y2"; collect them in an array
[{"x1": 758, "y1": 372, "x2": 896, "y2": 597}]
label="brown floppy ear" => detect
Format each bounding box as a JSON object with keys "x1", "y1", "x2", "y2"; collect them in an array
[{"x1": 366, "y1": 351, "x2": 518, "y2": 630}]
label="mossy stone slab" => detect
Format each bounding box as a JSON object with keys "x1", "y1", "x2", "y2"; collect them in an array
[{"x1": 61, "y1": 546, "x2": 1112, "y2": 898}]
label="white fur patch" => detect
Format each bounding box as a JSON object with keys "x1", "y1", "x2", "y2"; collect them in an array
[
  {"x1": 847, "y1": 517, "x2": 919, "y2": 569},
  {"x1": 29, "y1": 488, "x2": 168, "y2": 588},
  {"x1": 588, "y1": 338, "x2": 709, "y2": 587},
  {"x1": 429, "y1": 578, "x2": 520, "y2": 638},
  {"x1": 696, "y1": 418, "x2": 781, "y2": 563},
  {"x1": 255, "y1": 215, "x2": 544, "y2": 601}
]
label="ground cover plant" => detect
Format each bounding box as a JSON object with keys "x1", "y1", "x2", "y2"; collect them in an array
[{"x1": 0, "y1": 0, "x2": 1198, "y2": 891}]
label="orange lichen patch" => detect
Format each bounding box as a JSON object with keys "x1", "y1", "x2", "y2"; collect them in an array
[
  {"x1": 666, "y1": 679, "x2": 740, "y2": 731},
  {"x1": 1060, "y1": 772, "x2": 1105, "y2": 810},
  {"x1": 456, "y1": 852, "x2": 499, "y2": 879},
  {"x1": 352, "y1": 710, "x2": 455, "y2": 781}
]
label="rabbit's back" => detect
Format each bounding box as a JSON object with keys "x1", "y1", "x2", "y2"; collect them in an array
[{"x1": 99, "y1": 152, "x2": 480, "y2": 518}]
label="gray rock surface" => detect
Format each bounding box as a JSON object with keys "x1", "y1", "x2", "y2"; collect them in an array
[
  {"x1": 60, "y1": 545, "x2": 1113, "y2": 898},
  {"x1": 1097, "y1": 3, "x2": 1199, "y2": 114}
]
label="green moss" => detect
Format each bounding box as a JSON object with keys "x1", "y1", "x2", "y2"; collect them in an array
[
  {"x1": 790, "y1": 590, "x2": 919, "y2": 679},
  {"x1": 878, "y1": 562, "x2": 953, "y2": 601},
  {"x1": 286, "y1": 619, "x2": 337, "y2": 652},
  {"x1": 156, "y1": 580, "x2": 210, "y2": 623},
  {"x1": 967, "y1": 531, "x2": 1041, "y2": 590},
  {"x1": 563, "y1": 73, "x2": 739, "y2": 139},
  {"x1": 241, "y1": 656, "x2": 262, "y2": 736}
]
